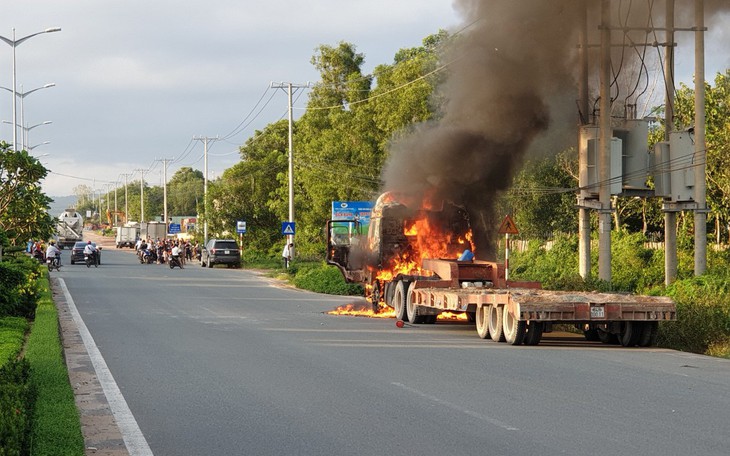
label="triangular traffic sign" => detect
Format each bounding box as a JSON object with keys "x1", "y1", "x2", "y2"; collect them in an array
[{"x1": 498, "y1": 215, "x2": 519, "y2": 235}]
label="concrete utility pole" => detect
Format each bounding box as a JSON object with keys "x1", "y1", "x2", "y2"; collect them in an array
[
  {"x1": 578, "y1": 2, "x2": 591, "y2": 278},
  {"x1": 661, "y1": 0, "x2": 707, "y2": 284},
  {"x1": 122, "y1": 173, "x2": 132, "y2": 223},
  {"x1": 664, "y1": 0, "x2": 678, "y2": 285},
  {"x1": 113, "y1": 183, "x2": 118, "y2": 225},
  {"x1": 598, "y1": 0, "x2": 612, "y2": 282},
  {"x1": 157, "y1": 157, "x2": 173, "y2": 235},
  {"x1": 694, "y1": 0, "x2": 707, "y2": 276},
  {"x1": 193, "y1": 136, "x2": 218, "y2": 247},
  {"x1": 270, "y1": 81, "x2": 311, "y2": 258},
  {"x1": 135, "y1": 169, "x2": 146, "y2": 222}
]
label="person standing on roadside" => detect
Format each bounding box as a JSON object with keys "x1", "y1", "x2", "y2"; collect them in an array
[{"x1": 282, "y1": 242, "x2": 293, "y2": 269}]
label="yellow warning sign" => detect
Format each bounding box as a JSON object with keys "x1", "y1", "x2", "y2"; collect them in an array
[{"x1": 498, "y1": 215, "x2": 519, "y2": 235}]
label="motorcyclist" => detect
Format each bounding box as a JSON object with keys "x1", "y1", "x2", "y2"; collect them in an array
[
  {"x1": 46, "y1": 241, "x2": 61, "y2": 266},
  {"x1": 83, "y1": 241, "x2": 98, "y2": 265},
  {"x1": 171, "y1": 243, "x2": 183, "y2": 268}
]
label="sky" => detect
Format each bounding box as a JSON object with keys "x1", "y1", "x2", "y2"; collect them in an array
[{"x1": 1, "y1": 1, "x2": 728, "y2": 199}]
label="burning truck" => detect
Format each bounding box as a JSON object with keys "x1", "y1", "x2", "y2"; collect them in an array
[{"x1": 326, "y1": 192, "x2": 676, "y2": 347}]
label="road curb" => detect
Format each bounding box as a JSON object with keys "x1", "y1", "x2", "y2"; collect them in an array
[{"x1": 51, "y1": 276, "x2": 131, "y2": 456}]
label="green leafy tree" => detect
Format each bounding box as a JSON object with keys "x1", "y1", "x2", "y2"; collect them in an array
[
  {"x1": 294, "y1": 41, "x2": 378, "y2": 233},
  {"x1": 206, "y1": 121, "x2": 289, "y2": 249},
  {"x1": 168, "y1": 167, "x2": 203, "y2": 216},
  {"x1": 503, "y1": 151, "x2": 577, "y2": 239},
  {"x1": 0, "y1": 142, "x2": 55, "y2": 244}
]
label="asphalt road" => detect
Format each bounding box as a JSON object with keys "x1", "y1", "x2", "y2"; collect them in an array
[{"x1": 56, "y1": 247, "x2": 730, "y2": 456}]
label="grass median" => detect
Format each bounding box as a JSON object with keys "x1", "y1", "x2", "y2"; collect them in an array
[{"x1": 24, "y1": 273, "x2": 84, "y2": 455}]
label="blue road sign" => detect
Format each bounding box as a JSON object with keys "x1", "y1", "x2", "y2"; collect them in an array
[
  {"x1": 281, "y1": 221, "x2": 295, "y2": 235},
  {"x1": 168, "y1": 223, "x2": 181, "y2": 234},
  {"x1": 236, "y1": 220, "x2": 247, "y2": 234}
]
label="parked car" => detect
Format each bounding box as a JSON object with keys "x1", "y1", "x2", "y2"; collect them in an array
[
  {"x1": 70, "y1": 241, "x2": 101, "y2": 265},
  {"x1": 200, "y1": 239, "x2": 240, "y2": 268}
]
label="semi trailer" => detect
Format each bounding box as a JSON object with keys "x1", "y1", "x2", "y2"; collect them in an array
[{"x1": 326, "y1": 192, "x2": 676, "y2": 346}]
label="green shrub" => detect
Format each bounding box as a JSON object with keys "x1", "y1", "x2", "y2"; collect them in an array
[
  {"x1": 0, "y1": 318, "x2": 29, "y2": 368},
  {"x1": 0, "y1": 256, "x2": 40, "y2": 319},
  {"x1": 0, "y1": 358, "x2": 36, "y2": 456},
  {"x1": 293, "y1": 263, "x2": 363, "y2": 295},
  {"x1": 658, "y1": 272, "x2": 730, "y2": 354}
]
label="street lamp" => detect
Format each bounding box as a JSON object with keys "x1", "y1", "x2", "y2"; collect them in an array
[
  {"x1": 0, "y1": 83, "x2": 55, "y2": 149},
  {"x1": 2, "y1": 120, "x2": 52, "y2": 150},
  {"x1": 27, "y1": 141, "x2": 50, "y2": 151},
  {"x1": 0, "y1": 27, "x2": 61, "y2": 151}
]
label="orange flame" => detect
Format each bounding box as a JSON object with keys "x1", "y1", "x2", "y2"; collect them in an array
[
  {"x1": 375, "y1": 199, "x2": 475, "y2": 282},
  {"x1": 327, "y1": 302, "x2": 394, "y2": 318},
  {"x1": 326, "y1": 303, "x2": 469, "y2": 321}
]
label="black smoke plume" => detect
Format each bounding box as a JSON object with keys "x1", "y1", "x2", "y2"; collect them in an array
[{"x1": 380, "y1": 0, "x2": 729, "y2": 260}]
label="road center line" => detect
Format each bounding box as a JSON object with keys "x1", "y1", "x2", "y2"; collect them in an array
[
  {"x1": 391, "y1": 382, "x2": 519, "y2": 431},
  {"x1": 58, "y1": 278, "x2": 154, "y2": 456}
]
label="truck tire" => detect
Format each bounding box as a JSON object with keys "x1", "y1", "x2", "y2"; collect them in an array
[
  {"x1": 638, "y1": 322, "x2": 658, "y2": 347},
  {"x1": 619, "y1": 322, "x2": 640, "y2": 347},
  {"x1": 523, "y1": 321, "x2": 544, "y2": 345},
  {"x1": 393, "y1": 281, "x2": 408, "y2": 322},
  {"x1": 370, "y1": 281, "x2": 381, "y2": 313},
  {"x1": 475, "y1": 305, "x2": 490, "y2": 339},
  {"x1": 597, "y1": 327, "x2": 619, "y2": 345},
  {"x1": 488, "y1": 305, "x2": 504, "y2": 342},
  {"x1": 406, "y1": 282, "x2": 426, "y2": 324},
  {"x1": 503, "y1": 305, "x2": 526, "y2": 345}
]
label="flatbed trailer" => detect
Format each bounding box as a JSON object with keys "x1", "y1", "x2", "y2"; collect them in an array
[{"x1": 389, "y1": 258, "x2": 676, "y2": 347}]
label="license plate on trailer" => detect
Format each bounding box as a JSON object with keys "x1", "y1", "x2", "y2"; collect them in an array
[
  {"x1": 224, "y1": 250, "x2": 230, "y2": 254},
  {"x1": 591, "y1": 306, "x2": 605, "y2": 318}
]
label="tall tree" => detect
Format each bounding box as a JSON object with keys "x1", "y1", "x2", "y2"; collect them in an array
[
  {"x1": 206, "y1": 121, "x2": 289, "y2": 248},
  {"x1": 168, "y1": 167, "x2": 204, "y2": 216},
  {"x1": 0, "y1": 142, "x2": 55, "y2": 244}
]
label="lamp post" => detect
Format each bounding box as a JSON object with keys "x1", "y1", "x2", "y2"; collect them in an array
[
  {"x1": 27, "y1": 141, "x2": 50, "y2": 150},
  {"x1": 0, "y1": 83, "x2": 55, "y2": 150},
  {"x1": 0, "y1": 27, "x2": 61, "y2": 151},
  {"x1": 3, "y1": 120, "x2": 52, "y2": 150}
]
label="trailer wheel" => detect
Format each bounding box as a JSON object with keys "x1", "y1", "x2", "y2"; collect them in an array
[
  {"x1": 503, "y1": 306, "x2": 526, "y2": 345},
  {"x1": 406, "y1": 282, "x2": 426, "y2": 324},
  {"x1": 370, "y1": 281, "x2": 381, "y2": 313},
  {"x1": 597, "y1": 326, "x2": 619, "y2": 345},
  {"x1": 488, "y1": 305, "x2": 504, "y2": 342},
  {"x1": 475, "y1": 305, "x2": 490, "y2": 339},
  {"x1": 619, "y1": 322, "x2": 640, "y2": 347},
  {"x1": 393, "y1": 281, "x2": 408, "y2": 322},
  {"x1": 638, "y1": 322, "x2": 658, "y2": 347},
  {"x1": 522, "y1": 321, "x2": 544, "y2": 345}
]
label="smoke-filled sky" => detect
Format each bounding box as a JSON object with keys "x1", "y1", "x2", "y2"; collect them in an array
[
  {"x1": 382, "y1": 0, "x2": 730, "y2": 258},
  {"x1": 0, "y1": 1, "x2": 727, "y2": 203}
]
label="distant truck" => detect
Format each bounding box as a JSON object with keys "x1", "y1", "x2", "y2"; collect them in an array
[
  {"x1": 56, "y1": 209, "x2": 84, "y2": 249},
  {"x1": 140, "y1": 221, "x2": 167, "y2": 241},
  {"x1": 326, "y1": 192, "x2": 676, "y2": 347},
  {"x1": 115, "y1": 225, "x2": 139, "y2": 248}
]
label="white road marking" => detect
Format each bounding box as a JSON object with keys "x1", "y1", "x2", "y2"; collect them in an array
[
  {"x1": 58, "y1": 278, "x2": 154, "y2": 456},
  {"x1": 391, "y1": 382, "x2": 519, "y2": 431}
]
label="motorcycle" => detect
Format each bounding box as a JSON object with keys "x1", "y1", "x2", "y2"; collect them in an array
[
  {"x1": 169, "y1": 255, "x2": 182, "y2": 269},
  {"x1": 84, "y1": 251, "x2": 98, "y2": 268},
  {"x1": 47, "y1": 254, "x2": 61, "y2": 272},
  {"x1": 140, "y1": 248, "x2": 155, "y2": 264}
]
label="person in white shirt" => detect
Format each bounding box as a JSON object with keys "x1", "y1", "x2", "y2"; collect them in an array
[
  {"x1": 171, "y1": 244, "x2": 183, "y2": 268},
  {"x1": 46, "y1": 241, "x2": 61, "y2": 266},
  {"x1": 83, "y1": 241, "x2": 98, "y2": 264},
  {"x1": 282, "y1": 242, "x2": 293, "y2": 268}
]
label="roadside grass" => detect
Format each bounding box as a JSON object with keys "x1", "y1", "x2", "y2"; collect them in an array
[
  {"x1": 0, "y1": 316, "x2": 28, "y2": 366},
  {"x1": 24, "y1": 273, "x2": 85, "y2": 455}
]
